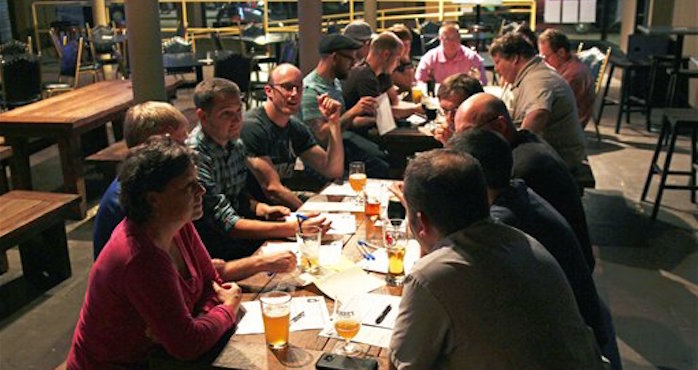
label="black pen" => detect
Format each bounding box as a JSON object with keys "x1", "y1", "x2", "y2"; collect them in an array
[
  {"x1": 291, "y1": 311, "x2": 305, "y2": 324},
  {"x1": 375, "y1": 304, "x2": 392, "y2": 324}
]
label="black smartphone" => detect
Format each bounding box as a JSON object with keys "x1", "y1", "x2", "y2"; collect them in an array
[{"x1": 315, "y1": 353, "x2": 379, "y2": 370}]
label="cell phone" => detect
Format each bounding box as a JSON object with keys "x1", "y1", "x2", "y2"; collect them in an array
[{"x1": 315, "y1": 353, "x2": 379, "y2": 370}]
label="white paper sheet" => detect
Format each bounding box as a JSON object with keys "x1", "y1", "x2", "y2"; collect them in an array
[
  {"x1": 375, "y1": 93, "x2": 397, "y2": 135},
  {"x1": 300, "y1": 201, "x2": 363, "y2": 213},
  {"x1": 562, "y1": 0, "x2": 579, "y2": 23},
  {"x1": 406, "y1": 114, "x2": 427, "y2": 126},
  {"x1": 234, "y1": 296, "x2": 331, "y2": 335},
  {"x1": 319, "y1": 321, "x2": 393, "y2": 348},
  {"x1": 544, "y1": 0, "x2": 562, "y2": 23},
  {"x1": 579, "y1": 0, "x2": 596, "y2": 23},
  {"x1": 358, "y1": 293, "x2": 402, "y2": 330},
  {"x1": 314, "y1": 266, "x2": 386, "y2": 303},
  {"x1": 320, "y1": 182, "x2": 359, "y2": 196}
]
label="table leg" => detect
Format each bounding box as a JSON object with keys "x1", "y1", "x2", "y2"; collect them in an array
[
  {"x1": 668, "y1": 34, "x2": 684, "y2": 107},
  {"x1": 5, "y1": 137, "x2": 32, "y2": 190},
  {"x1": 18, "y1": 221, "x2": 72, "y2": 287},
  {"x1": 196, "y1": 65, "x2": 204, "y2": 83},
  {"x1": 57, "y1": 135, "x2": 87, "y2": 219}
]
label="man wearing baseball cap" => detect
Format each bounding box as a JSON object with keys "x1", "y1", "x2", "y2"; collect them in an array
[
  {"x1": 300, "y1": 33, "x2": 389, "y2": 178},
  {"x1": 343, "y1": 20, "x2": 375, "y2": 62}
]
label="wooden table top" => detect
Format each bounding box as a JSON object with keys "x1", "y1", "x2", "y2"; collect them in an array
[
  {"x1": 0, "y1": 190, "x2": 79, "y2": 247},
  {"x1": 0, "y1": 80, "x2": 134, "y2": 127},
  {"x1": 153, "y1": 185, "x2": 402, "y2": 369},
  {"x1": 0, "y1": 76, "x2": 182, "y2": 129}
]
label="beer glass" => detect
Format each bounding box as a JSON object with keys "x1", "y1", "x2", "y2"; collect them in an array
[
  {"x1": 297, "y1": 226, "x2": 322, "y2": 273},
  {"x1": 348, "y1": 161, "x2": 366, "y2": 205},
  {"x1": 364, "y1": 184, "x2": 383, "y2": 217},
  {"x1": 260, "y1": 291, "x2": 291, "y2": 349},
  {"x1": 383, "y1": 219, "x2": 407, "y2": 286},
  {"x1": 333, "y1": 297, "x2": 362, "y2": 355},
  {"x1": 411, "y1": 85, "x2": 423, "y2": 103}
]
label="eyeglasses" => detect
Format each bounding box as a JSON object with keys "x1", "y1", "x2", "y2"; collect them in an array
[{"x1": 269, "y1": 82, "x2": 302, "y2": 95}]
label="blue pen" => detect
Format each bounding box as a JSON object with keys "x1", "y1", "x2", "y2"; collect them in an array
[{"x1": 296, "y1": 214, "x2": 308, "y2": 234}]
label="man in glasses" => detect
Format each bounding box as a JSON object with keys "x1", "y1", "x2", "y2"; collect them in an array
[
  {"x1": 300, "y1": 33, "x2": 389, "y2": 178},
  {"x1": 241, "y1": 63, "x2": 344, "y2": 210},
  {"x1": 415, "y1": 22, "x2": 487, "y2": 85},
  {"x1": 431, "y1": 73, "x2": 484, "y2": 144},
  {"x1": 538, "y1": 28, "x2": 595, "y2": 129}
]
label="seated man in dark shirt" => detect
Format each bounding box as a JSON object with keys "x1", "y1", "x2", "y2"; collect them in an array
[
  {"x1": 454, "y1": 92, "x2": 595, "y2": 272},
  {"x1": 241, "y1": 63, "x2": 345, "y2": 210},
  {"x1": 448, "y1": 129, "x2": 621, "y2": 370},
  {"x1": 342, "y1": 31, "x2": 420, "y2": 137}
]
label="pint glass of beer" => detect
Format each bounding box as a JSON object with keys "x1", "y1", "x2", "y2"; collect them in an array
[
  {"x1": 260, "y1": 291, "x2": 291, "y2": 349},
  {"x1": 297, "y1": 226, "x2": 322, "y2": 273},
  {"x1": 383, "y1": 219, "x2": 407, "y2": 286}
]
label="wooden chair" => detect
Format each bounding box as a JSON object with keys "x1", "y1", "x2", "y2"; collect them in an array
[
  {"x1": 577, "y1": 46, "x2": 611, "y2": 140},
  {"x1": 43, "y1": 37, "x2": 101, "y2": 97},
  {"x1": 48, "y1": 28, "x2": 64, "y2": 59},
  {"x1": 213, "y1": 50, "x2": 266, "y2": 108}
]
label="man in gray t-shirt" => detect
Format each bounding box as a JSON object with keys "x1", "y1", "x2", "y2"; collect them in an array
[{"x1": 490, "y1": 31, "x2": 587, "y2": 171}]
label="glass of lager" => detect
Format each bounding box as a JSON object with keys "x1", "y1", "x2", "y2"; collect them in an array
[
  {"x1": 383, "y1": 219, "x2": 407, "y2": 286},
  {"x1": 348, "y1": 161, "x2": 366, "y2": 205},
  {"x1": 296, "y1": 226, "x2": 322, "y2": 273},
  {"x1": 260, "y1": 291, "x2": 291, "y2": 349},
  {"x1": 333, "y1": 297, "x2": 362, "y2": 355}
]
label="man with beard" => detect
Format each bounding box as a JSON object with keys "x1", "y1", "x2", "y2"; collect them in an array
[
  {"x1": 241, "y1": 63, "x2": 345, "y2": 210},
  {"x1": 300, "y1": 33, "x2": 389, "y2": 178}
]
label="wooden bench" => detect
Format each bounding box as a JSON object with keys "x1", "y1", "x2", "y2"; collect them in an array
[
  {"x1": 0, "y1": 191, "x2": 79, "y2": 287},
  {"x1": 0, "y1": 145, "x2": 12, "y2": 194}
]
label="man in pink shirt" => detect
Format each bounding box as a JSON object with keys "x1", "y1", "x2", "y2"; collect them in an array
[
  {"x1": 539, "y1": 29, "x2": 595, "y2": 128},
  {"x1": 415, "y1": 22, "x2": 487, "y2": 86}
]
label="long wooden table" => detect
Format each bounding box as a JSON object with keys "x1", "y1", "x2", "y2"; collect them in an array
[
  {"x1": 0, "y1": 77, "x2": 181, "y2": 218},
  {"x1": 152, "y1": 190, "x2": 402, "y2": 369}
]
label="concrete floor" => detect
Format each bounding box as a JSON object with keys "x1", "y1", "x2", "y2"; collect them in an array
[{"x1": 0, "y1": 74, "x2": 696, "y2": 370}]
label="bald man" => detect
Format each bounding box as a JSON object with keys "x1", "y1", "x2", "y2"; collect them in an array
[
  {"x1": 455, "y1": 93, "x2": 595, "y2": 272},
  {"x1": 241, "y1": 63, "x2": 345, "y2": 210}
]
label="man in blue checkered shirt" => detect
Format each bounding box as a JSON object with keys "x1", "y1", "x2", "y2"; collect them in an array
[{"x1": 187, "y1": 78, "x2": 329, "y2": 262}]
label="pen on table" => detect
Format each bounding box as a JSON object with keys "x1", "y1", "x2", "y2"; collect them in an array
[
  {"x1": 356, "y1": 242, "x2": 374, "y2": 261},
  {"x1": 358, "y1": 240, "x2": 380, "y2": 250},
  {"x1": 375, "y1": 304, "x2": 392, "y2": 324},
  {"x1": 291, "y1": 311, "x2": 305, "y2": 324},
  {"x1": 296, "y1": 213, "x2": 308, "y2": 234}
]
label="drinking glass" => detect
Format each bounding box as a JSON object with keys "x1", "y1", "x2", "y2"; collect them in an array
[
  {"x1": 348, "y1": 161, "x2": 366, "y2": 205},
  {"x1": 383, "y1": 219, "x2": 407, "y2": 286},
  {"x1": 296, "y1": 226, "x2": 322, "y2": 273},
  {"x1": 333, "y1": 297, "x2": 362, "y2": 356},
  {"x1": 260, "y1": 291, "x2": 291, "y2": 349}
]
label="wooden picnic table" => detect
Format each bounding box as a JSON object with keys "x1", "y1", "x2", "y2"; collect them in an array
[
  {"x1": 0, "y1": 77, "x2": 182, "y2": 218},
  {"x1": 151, "y1": 187, "x2": 402, "y2": 369}
]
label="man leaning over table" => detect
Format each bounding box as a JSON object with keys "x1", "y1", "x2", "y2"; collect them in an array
[
  {"x1": 240, "y1": 63, "x2": 345, "y2": 211},
  {"x1": 431, "y1": 73, "x2": 484, "y2": 144},
  {"x1": 390, "y1": 149, "x2": 606, "y2": 370},
  {"x1": 451, "y1": 93, "x2": 595, "y2": 272},
  {"x1": 92, "y1": 101, "x2": 297, "y2": 281},
  {"x1": 187, "y1": 78, "x2": 329, "y2": 262},
  {"x1": 489, "y1": 31, "x2": 587, "y2": 173},
  {"x1": 300, "y1": 33, "x2": 389, "y2": 179},
  {"x1": 414, "y1": 22, "x2": 487, "y2": 86}
]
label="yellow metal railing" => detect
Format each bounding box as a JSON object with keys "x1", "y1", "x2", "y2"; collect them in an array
[{"x1": 31, "y1": 0, "x2": 536, "y2": 56}]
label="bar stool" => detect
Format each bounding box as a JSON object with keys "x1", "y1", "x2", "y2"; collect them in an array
[{"x1": 640, "y1": 108, "x2": 698, "y2": 220}]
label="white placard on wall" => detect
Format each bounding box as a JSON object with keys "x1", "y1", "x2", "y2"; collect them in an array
[
  {"x1": 544, "y1": 0, "x2": 562, "y2": 23},
  {"x1": 562, "y1": 0, "x2": 580, "y2": 24}
]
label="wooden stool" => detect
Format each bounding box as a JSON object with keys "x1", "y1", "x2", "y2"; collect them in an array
[{"x1": 640, "y1": 108, "x2": 698, "y2": 220}]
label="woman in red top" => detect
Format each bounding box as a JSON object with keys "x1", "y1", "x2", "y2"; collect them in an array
[{"x1": 67, "y1": 136, "x2": 242, "y2": 369}]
